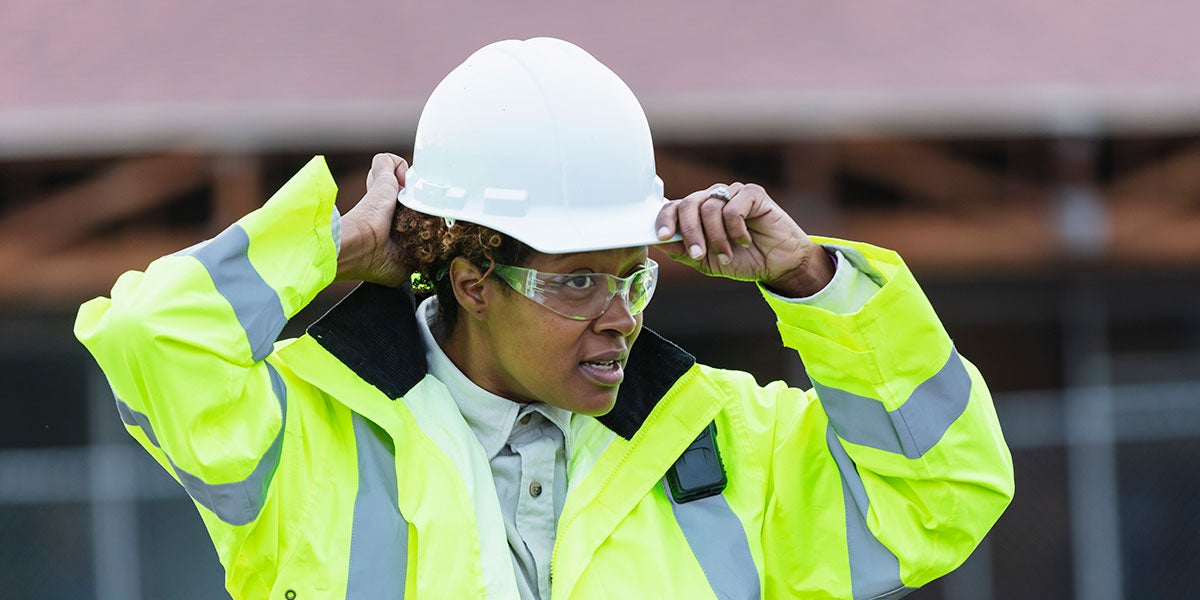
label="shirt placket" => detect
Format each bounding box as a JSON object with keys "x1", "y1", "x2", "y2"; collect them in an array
[{"x1": 509, "y1": 411, "x2": 562, "y2": 600}]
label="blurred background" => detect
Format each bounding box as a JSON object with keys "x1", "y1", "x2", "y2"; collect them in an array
[{"x1": 3, "y1": 1, "x2": 1199, "y2": 598}]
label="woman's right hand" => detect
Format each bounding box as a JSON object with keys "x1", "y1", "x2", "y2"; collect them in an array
[{"x1": 336, "y1": 153, "x2": 411, "y2": 287}]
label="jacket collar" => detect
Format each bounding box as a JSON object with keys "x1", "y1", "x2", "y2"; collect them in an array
[{"x1": 306, "y1": 283, "x2": 695, "y2": 440}]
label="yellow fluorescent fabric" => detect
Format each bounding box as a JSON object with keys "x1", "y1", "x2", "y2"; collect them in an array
[{"x1": 75, "y1": 157, "x2": 1013, "y2": 599}]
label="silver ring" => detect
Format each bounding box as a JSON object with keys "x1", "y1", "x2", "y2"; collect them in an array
[{"x1": 708, "y1": 185, "x2": 731, "y2": 201}]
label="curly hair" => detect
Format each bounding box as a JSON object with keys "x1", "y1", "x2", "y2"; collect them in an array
[{"x1": 392, "y1": 205, "x2": 535, "y2": 331}]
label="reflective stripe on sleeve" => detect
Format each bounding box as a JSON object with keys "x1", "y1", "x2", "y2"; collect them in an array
[
  {"x1": 667, "y1": 485, "x2": 760, "y2": 600},
  {"x1": 111, "y1": 362, "x2": 288, "y2": 526},
  {"x1": 826, "y1": 425, "x2": 916, "y2": 600},
  {"x1": 177, "y1": 224, "x2": 287, "y2": 363},
  {"x1": 115, "y1": 396, "x2": 160, "y2": 447},
  {"x1": 813, "y1": 349, "x2": 971, "y2": 459},
  {"x1": 346, "y1": 413, "x2": 408, "y2": 600}
]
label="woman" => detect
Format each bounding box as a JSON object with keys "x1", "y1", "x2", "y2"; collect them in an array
[{"x1": 76, "y1": 38, "x2": 1013, "y2": 599}]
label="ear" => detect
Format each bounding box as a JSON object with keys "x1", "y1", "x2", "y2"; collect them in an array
[{"x1": 448, "y1": 256, "x2": 490, "y2": 316}]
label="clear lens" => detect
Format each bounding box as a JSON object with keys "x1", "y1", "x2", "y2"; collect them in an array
[{"x1": 492, "y1": 259, "x2": 658, "y2": 320}]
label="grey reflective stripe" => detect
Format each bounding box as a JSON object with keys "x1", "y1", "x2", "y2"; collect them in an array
[
  {"x1": 347, "y1": 413, "x2": 408, "y2": 600},
  {"x1": 110, "y1": 363, "x2": 287, "y2": 526},
  {"x1": 178, "y1": 224, "x2": 287, "y2": 362},
  {"x1": 115, "y1": 396, "x2": 160, "y2": 447},
  {"x1": 667, "y1": 485, "x2": 760, "y2": 600},
  {"x1": 826, "y1": 426, "x2": 916, "y2": 600},
  {"x1": 814, "y1": 349, "x2": 971, "y2": 459}
]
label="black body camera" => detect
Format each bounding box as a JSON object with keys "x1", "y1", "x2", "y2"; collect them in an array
[{"x1": 664, "y1": 421, "x2": 727, "y2": 504}]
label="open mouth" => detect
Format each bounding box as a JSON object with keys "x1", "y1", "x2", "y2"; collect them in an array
[
  {"x1": 579, "y1": 359, "x2": 624, "y2": 385},
  {"x1": 582, "y1": 360, "x2": 618, "y2": 370}
]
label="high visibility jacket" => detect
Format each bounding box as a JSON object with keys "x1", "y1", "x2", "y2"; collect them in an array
[{"x1": 75, "y1": 157, "x2": 1013, "y2": 599}]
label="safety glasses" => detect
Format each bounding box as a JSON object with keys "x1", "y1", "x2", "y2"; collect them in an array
[{"x1": 491, "y1": 259, "x2": 659, "y2": 321}]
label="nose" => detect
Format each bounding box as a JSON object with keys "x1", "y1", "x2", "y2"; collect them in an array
[{"x1": 593, "y1": 291, "x2": 638, "y2": 336}]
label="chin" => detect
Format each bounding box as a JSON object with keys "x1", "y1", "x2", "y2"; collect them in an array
[{"x1": 567, "y1": 388, "x2": 620, "y2": 416}]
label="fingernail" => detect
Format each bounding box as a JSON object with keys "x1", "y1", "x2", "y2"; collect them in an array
[
  {"x1": 689, "y1": 244, "x2": 704, "y2": 259},
  {"x1": 738, "y1": 239, "x2": 751, "y2": 248},
  {"x1": 657, "y1": 226, "x2": 671, "y2": 239},
  {"x1": 717, "y1": 253, "x2": 731, "y2": 265}
]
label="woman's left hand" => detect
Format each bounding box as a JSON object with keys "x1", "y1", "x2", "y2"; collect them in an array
[{"x1": 655, "y1": 183, "x2": 835, "y2": 297}]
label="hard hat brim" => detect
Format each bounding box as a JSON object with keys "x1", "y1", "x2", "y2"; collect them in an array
[{"x1": 398, "y1": 186, "x2": 678, "y2": 254}]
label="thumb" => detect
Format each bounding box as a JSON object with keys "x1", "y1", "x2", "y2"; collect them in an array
[
  {"x1": 395, "y1": 159, "x2": 408, "y2": 189},
  {"x1": 365, "y1": 153, "x2": 408, "y2": 194}
]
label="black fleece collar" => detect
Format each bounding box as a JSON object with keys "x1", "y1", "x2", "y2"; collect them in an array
[{"x1": 306, "y1": 283, "x2": 695, "y2": 440}]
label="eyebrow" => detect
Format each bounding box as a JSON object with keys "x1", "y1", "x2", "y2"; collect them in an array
[{"x1": 541, "y1": 253, "x2": 649, "y2": 275}]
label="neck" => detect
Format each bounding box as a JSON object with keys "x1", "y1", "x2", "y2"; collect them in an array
[{"x1": 440, "y1": 312, "x2": 525, "y2": 404}]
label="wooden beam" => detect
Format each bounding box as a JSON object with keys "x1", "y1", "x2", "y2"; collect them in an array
[
  {"x1": 837, "y1": 206, "x2": 1058, "y2": 273},
  {"x1": 1108, "y1": 202, "x2": 1200, "y2": 266},
  {"x1": 17, "y1": 138, "x2": 1200, "y2": 308},
  {"x1": 839, "y1": 203, "x2": 1200, "y2": 273},
  {"x1": 839, "y1": 139, "x2": 1041, "y2": 210},
  {"x1": 1106, "y1": 140, "x2": 1200, "y2": 207},
  {"x1": 0, "y1": 229, "x2": 207, "y2": 303},
  {"x1": 0, "y1": 153, "x2": 209, "y2": 276}
]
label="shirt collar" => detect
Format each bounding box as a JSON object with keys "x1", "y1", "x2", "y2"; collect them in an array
[{"x1": 415, "y1": 296, "x2": 574, "y2": 460}]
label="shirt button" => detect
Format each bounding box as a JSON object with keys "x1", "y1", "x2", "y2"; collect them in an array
[
  {"x1": 519, "y1": 414, "x2": 532, "y2": 425},
  {"x1": 529, "y1": 481, "x2": 543, "y2": 497}
]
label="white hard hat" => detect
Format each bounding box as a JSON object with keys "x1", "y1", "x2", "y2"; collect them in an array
[{"x1": 397, "y1": 37, "x2": 670, "y2": 254}]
